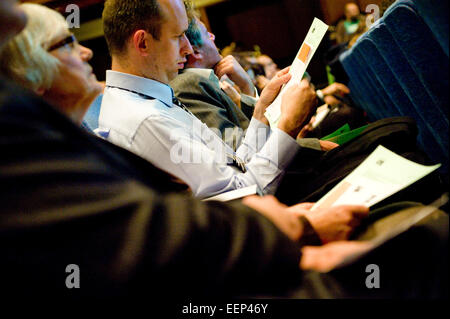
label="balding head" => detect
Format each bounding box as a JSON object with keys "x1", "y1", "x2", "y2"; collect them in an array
[
  {"x1": 185, "y1": 18, "x2": 221, "y2": 69},
  {"x1": 345, "y1": 3, "x2": 360, "y2": 20}
]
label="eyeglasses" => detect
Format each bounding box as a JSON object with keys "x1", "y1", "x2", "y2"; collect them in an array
[{"x1": 48, "y1": 34, "x2": 77, "y2": 52}]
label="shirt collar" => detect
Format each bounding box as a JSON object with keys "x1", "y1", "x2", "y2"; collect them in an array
[{"x1": 105, "y1": 70, "x2": 174, "y2": 107}]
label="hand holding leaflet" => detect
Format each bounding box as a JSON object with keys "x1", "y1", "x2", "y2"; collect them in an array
[
  {"x1": 265, "y1": 18, "x2": 329, "y2": 128},
  {"x1": 331, "y1": 193, "x2": 449, "y2": 271},
  {"x1": 312, "y1": 145, "x2": 441, "y2": 210}
]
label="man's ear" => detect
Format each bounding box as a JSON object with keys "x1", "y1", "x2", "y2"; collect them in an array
[
  {"x1": 190, "y1": 48, "x2": 203, "y2": 60},
  {"x1": 132, "y1": 30, "x2": 150, "y2": 56}
]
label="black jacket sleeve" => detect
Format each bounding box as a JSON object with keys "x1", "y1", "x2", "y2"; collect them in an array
[{"x1": 0, "y1": 80, "x2": 302, "y2": 299}]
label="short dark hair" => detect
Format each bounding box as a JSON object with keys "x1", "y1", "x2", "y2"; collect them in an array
[{"x1": 102, "y1": 0, "x2": 164, "y2": 56}]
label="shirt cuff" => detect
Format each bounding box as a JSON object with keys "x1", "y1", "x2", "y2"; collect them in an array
[
  {"x1": 262, "y1": 127, "x2": 301, "y2": 170},
  {"x1": 241, "y1": 94, "x2": 258, "y2": 108},
  {"x1": 244, "y1": 117, "x2": 270, "y2": 141},
  {"x1": 296, "y1": 138, "x2": 322, "y2": 151}
]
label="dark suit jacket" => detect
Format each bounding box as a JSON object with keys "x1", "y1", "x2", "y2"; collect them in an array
[
  {"x1": 171, "y1": 69, "x2": 325, "y2": 154},
  {"x1": 171, "y1": 69, "x2": 256, "y2": 150},
  {"x1": 0, "y1": 78, "x2": 303, "y2": 299}
]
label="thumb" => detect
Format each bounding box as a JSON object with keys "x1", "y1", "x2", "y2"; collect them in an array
[
  {"x1": 290, "y1": 202, "x2": 315, "y2": 210},
  {"x1": 336, "y1": 83, "x2": 350, "y2": 94}
]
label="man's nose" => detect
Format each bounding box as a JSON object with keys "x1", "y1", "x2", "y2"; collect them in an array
[
  {"x1": 181, "y1": 33, "x2": 193, "y2": 56},
  {"x1": 79, "y1": 44, "x2": 93, "y2": 62},
  {"x1": 209, "y1": 32, "x2": 215, "y2": 42}
]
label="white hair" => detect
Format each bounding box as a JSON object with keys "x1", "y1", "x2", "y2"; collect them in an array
[{"x1": 0, "y1": 3, "x2": 69, "y2": 91}]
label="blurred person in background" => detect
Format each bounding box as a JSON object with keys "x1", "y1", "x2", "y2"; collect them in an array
[{"x1": 334, "y1": 2, "x2": 367, "y2": 46}]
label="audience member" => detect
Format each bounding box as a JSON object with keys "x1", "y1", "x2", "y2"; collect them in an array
[
  {"x1": 0, "y1": 3, "x2": 103, "y2": 124},
  {"x1": 227, "y1": 50, "x2": 268, "y2": 93},
  {"x1": 171, "y1": 18, "x2": 258, "y2": 149},
  {"x1": 251, "y1": 53, "x2": 280, "y2": 91},
  {"x1": 256, "y1": 54, "x2": 279, "y2": 80},
  {"x1": 334, "y1": 2, "x2": 367, "y2": 46}
]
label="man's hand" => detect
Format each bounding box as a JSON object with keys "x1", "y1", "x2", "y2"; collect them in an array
[
  {"x1": 300, "y1": 241, "x2": 374, "y2": 272},
  {"x1": 278, "y1": 79, "x2": 317, "y2": 138},
  {"x1": 319, "y1": 140, "x2": 339, "y2": 151},
  {"x1": 321, "y1": 83, "x2": 350, "y2": 97},
  {"x1": 242, "y1": 195, "x2": 303, "y2": 241},
  {"x1": 288, "y1": 204, "x2": 369, "y2": 244},
  {"x1": 253, "y1": 67, "x2": 291, "y2": 125},
  {"x1": 324, "y1": 95, "x2": 342, "y2": 107},
  {"x1": 214, "y1": 55, "x2": 256, "y2": 97},
  {"x1": 220, "y1": 80, "x2": 241, "y2": 108}
]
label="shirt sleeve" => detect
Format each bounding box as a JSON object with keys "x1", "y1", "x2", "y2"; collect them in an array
[
  {"x1": 130, "y1": 114, "x2": 300, "y2": 198},
  {"x1": 235, "y1": 117, "x2": 270, "y2": 162}
]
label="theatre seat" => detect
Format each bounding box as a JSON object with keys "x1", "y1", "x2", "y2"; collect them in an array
[
  {"x1": 399, "y1": 0, "x2": 449, "y2": 57},
  {"x1": 340, "y1": 0, "x2": 449, "y2": 174}
]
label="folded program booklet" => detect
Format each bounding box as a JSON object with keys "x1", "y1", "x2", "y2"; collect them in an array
[
  {"x1": 312, "y1": 145, "x2": 441, "y2": 210},
  {"x1": 265, "y1": 18, "x2": 329, "y2": 128}
]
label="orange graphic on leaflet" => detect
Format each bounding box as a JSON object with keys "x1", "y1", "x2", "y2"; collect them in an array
[{"x1": 298, "y1": 43, "x2": 311, "y2": 63}]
